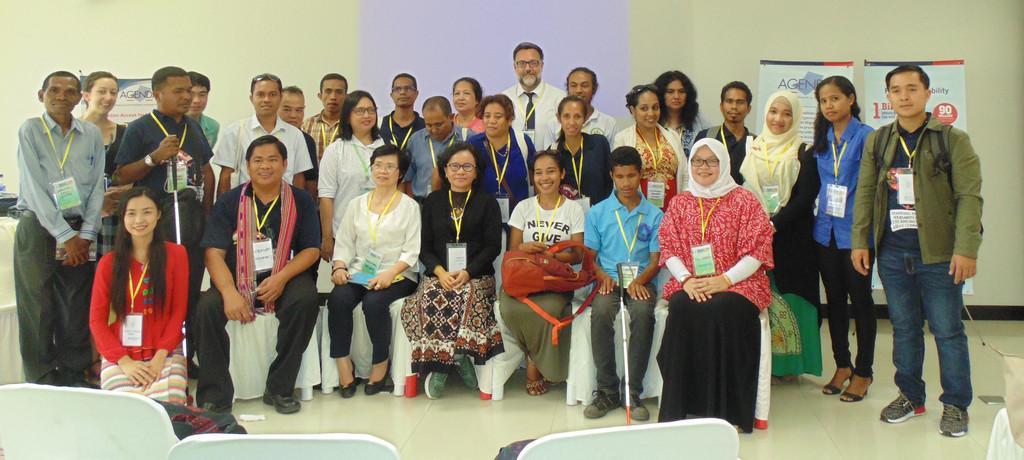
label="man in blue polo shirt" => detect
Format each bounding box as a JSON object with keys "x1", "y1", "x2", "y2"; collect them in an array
[
  {"x1": 582, "y1": 146, "x2": 663, "y2": 421},
  {"x1": 403, "y1": 96, "x2": 463, "y2": 198}
]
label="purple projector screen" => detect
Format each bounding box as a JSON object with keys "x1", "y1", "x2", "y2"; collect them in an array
[{"x1": 358, "y1": 0, "x2": 630, "y2": 118}]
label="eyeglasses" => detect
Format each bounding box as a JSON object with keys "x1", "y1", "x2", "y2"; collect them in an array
[
  {"x1": 391, "y1": 85, "x2": 417, "y2": 93},
  {"x1": 370, "y1": 163, "x2": 399, "y2": 173},
  {"x1": 446, "y1": 163, "x2": 476, "y2": 173},
  {"x1": 515, "y1": 60, "x2": 542, "y2": 69},
  {"x1": 691, "y1": 158, "x2": 720, "y2": 168},
  {"x1": 352, "y1": 107, "x2": 376, "y2": 116}
]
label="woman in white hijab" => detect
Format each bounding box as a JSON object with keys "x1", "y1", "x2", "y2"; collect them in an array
[
  {"x1": 657, "y1": 138, "x2": 775, "y2": 432},
  {"x1": 740, "y1": 90, "x2": 823, "y2": 378}
]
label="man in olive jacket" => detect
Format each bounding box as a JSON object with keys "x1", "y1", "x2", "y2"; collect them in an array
[{"x1": 851, "y1": 65, "x2": 982, "y2": 438}]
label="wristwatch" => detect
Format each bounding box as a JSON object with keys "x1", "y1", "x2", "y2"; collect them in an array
[{"x1": 144, "y1": 154, "x2": 157, "y2": 167}]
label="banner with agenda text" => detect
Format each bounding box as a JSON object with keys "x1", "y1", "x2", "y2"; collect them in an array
[
  {"x1": 757, "y1": 60, "x2": 855, "y2": 144},
  {"x1": 863, "y1": 59, "x2": 972, "y2": 294}
]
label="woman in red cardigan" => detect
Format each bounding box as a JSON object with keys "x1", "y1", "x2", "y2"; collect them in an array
[{"x1": 89, "y1": 187, "x2": 189, "y2": 404}]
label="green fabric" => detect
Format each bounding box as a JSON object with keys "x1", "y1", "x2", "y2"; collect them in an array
[
  {"x1": 769, "y1": 290, "x2": 823, "y2": 377},
  {"x1": 851, "y1": 117, "x2": 983, "y2": 263},
  {"x1": 199, "y1": 114, "x2": 220, "y2": 147}
]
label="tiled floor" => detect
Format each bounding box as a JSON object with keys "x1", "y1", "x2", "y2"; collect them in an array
[{"x1": 226, "y1": 319, "x2": 1024, "y2": 460}]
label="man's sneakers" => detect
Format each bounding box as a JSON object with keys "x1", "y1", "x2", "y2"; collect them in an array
[
  {"x1": 628, "y1": 394, "x2": 650, "y2": 421},
  {"x1": 880, "y1": 394, "x2": 969, "y2": 437},
  {"x1": 939, "y1": 404, "x2": 969, "y2": 437},
  {"x1": 456, "y1": 355, "x2": 478, "y2": 389},
  {"x1": 880, "y1": 394, "x2": 926, "y2": 423},
  {"x1": 584, "y1": 391, "x2": 621, "y2": 419}
]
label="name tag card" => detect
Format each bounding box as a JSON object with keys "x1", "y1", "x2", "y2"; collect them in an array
[
  {"x1": 691, "y1": 243, "x2": 717, "y2": 277},
  {"x1": 362, "y1": 248, "x2": 383, "y2": 276},
  {"x1": 165, "y1": 160, "x2": 188, "y2": 192},
  {"x1": 890, "y1": 209, "x2": 919, "y2": 232},
  {"x1": 121, "y1": 313, "x2": 144, "y2": 347},
  {"x1": 497, "y1": 195, "x2": 510, "y2": 224},
  {"x1": 446, "y1": 243, "x2": 467, "y2": 272},
  {"x1": 52, "y1": 177, "x2": 83, "y2": 210},
  {"x1": 253, "y1": 237, "x2": 274, "y2": 272},
  {"x1": 762, "y1": 185, "x2": 781, "y2": 214},
  {"x1": 647, "y1": 181, "x2": 666, "y2": 208},
  {"x1": 825, "y1": 184, "x2": 848, "y2": 218},
  {"x1": 617, "y1": 262, "x2": 640, "y2": 289},
  {"x1": 896, "y1": 168, "x2": 915, "y2": 205}
]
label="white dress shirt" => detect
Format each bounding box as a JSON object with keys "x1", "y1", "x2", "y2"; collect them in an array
[
  {"x1": 501, "y1": 80, "x2": 566, "y2": 151},
  {"x1": 318, "y1": 137, "x2": 385, "y2": 232},
  {"x1": 213, "y1": 115, "x2": 313, "y2": 185}
]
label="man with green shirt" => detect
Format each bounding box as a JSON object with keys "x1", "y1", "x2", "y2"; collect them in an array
[{"x1": 187, "y1": 71, "x2": 220, "y2": 146}]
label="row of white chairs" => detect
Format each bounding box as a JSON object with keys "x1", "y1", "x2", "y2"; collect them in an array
[{"x1": 0, "y1": 383, "x2": 741, "y2": 460}]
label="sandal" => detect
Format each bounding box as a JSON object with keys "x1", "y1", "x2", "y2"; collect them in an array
[
  {"x1": 822, "y1": 367, "x2": 853, "y2": 395},
  {"x1": 526, "y1": 378, "x2": 549, "y2": 396},
  {"x1": 840, "y1": 376, "x2": 872, "y2": 402}
]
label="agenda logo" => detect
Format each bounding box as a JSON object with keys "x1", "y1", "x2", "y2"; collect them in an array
[
  {"x1": 776, "y1": 71, "x2": 824, "y2": 95},
  {"x1": 119, "y1": 82, "x2": 155, "y2": 103}
]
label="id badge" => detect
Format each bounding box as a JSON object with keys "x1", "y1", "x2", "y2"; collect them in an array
[
  {"x1": 52, "y1": 177, "x2": 82, "y2": 210},
  {"x1": 897, "y1": 168, "x2": 915, "y2": 205},
  {"x1": 762, "y1": 185, "x2": 781, "y2": 214},
  {"x1": 253, "y1": 235, "x2": 274, "y2": 272},
  {"x1": 577, "y1": 196, "x2": 591, "y2": 213},
  {"x1": 496, "y1": 194, "x2": 510, "y2": 224},
  {"x1": 446, "y1": 243, "x2": 468, "y2": 272},
  {"x1": 691, "y1": 243, "x2": 716, "y2": 277},
  {"x1": 165, "y1": 160, "x2": 188, "y2": 192},
  {"x1": 362, "y1": 248, "x2": 382, "y2": 275},
  {"x1": 647, "y1": 181, "x2": 666, "y2": 208},
  {"x1": 617, "y1": 262, "x2": 640, "y2": 288},
  {"x1": 825, "y1": 184, "x2": 848, "y2": 218},
  {"x1": 889, "y1": 209, "x2": 919, "y2": 232},
  {"x1": 121, "y1": 313, "x2": 143, "y2": 347}
]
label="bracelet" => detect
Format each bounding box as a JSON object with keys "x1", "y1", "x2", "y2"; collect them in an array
[{"x1": 332, "y1": 267, "x2": 347, "y2": 274}]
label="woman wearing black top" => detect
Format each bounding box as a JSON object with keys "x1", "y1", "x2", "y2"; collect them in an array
[
  {"x1": 401, "y1": 142, "x2": 504, "y2": 399},
  {"x1": 552, "y1": 96, "x2": 612, "y2": 209},
  {"x1": 82, "y1": 71, "x2": 133, "y2": 258}
]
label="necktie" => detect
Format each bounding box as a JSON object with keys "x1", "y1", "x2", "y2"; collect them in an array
[{"x1": 525, "y1": 92, "x2": 536, "y2": 130}]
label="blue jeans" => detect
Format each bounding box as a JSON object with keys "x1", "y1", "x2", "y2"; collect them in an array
[{"x1": 877, "y1": 247, "x2": 972, "y2": 409}]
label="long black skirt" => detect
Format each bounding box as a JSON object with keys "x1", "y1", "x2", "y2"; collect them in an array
[{"x1": 657, "y1": 291, "x2": 761, "y2": 432}]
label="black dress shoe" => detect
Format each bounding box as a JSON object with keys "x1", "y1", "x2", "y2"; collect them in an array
[
  {"x1": 262, "y1": 392, "x2": 301, "y2": 414},
  {"x1": 364, "y1": 378, "x2": 394, "y2": 396},
  {"x1": 339, "y1": 380, "x2": 359, "y2": 398},
  {"x1": 200, "y1": 401, "x2": 233, "y2": 413}
]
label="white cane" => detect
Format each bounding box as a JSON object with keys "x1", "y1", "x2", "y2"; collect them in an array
[
  {"x1": 170, "y1": 160, "x2": 182, "y2": 244},
  {"x1": 617, "y1": 263, "x2": 633, "y2": 425}
]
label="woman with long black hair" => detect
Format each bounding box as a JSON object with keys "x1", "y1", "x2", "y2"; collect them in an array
[{"x1": 654, "y1": 70, "x2": 706, "y2": 154}]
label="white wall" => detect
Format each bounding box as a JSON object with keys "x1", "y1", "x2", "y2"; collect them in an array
[{"x1": 2, "y1": 0, "x2": 1021, "y2": 306}]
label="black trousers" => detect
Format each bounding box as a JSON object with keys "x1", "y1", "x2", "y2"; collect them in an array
[
  {"x1": 815, "y1": 236, "x2": 876, "y2": 378},
  {"x1": 327, "y1": 278, "x2": 417, "y2": 364},
  {"x1": 13, "y1": 213, "x2": 94, "y2": 383},
  {"x1": 195, "y1": 272, "x2": 319, "y2": 407},
  {"x1": 158, "y1": 210, "x2": 205, "y2": 366}
]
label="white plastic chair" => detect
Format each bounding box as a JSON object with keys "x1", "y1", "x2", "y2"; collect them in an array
[
  {"x1": 0, "y1": 217, "x2": 24, "y2": 384},
  {"x1": 518, "y1": 418, "x2": 739, "y2": 460},
  {"x1": 320, "y1": 297, "x2": 411, "y2": 396},
  {"x1": 0, "y1": 383, "x2": 178, "y2": 460},
  {"x1": 167, "y1": 433, "x2": 400, "y2": 460},
  {"x1": 225, "y1": 312, "x2": 321, "y2": 401}
]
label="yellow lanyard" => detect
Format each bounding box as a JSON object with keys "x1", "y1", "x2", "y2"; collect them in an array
[
  {"x1": 516, "y1": 85, "x2": 546, "y2": 127},
  {"x1": 613, "y1": 210, "x2": 643, "y2": 258},
  {"x1": 38, "y1": 116, "x2": 74, "y2": 173},
  {"x1": 389, "y1": 117, "x2": 413, "y2": 151},
  {"x1": 567, "y1": 136, "x2": 585, "y2": 191},
  {"x1": 367, "y1": 189, "x2": 399, "y2": 244},
  {"x1": 253, "y1": 194, "x2": 280, "y2": 234},
  {"x1": 149, "y1": 112, "x2": 187, "y2": 148},
  {"x1": 448, "y1": 189, "x2": 471, "y2": 242},
  {"x1": 320, "y1": 123, "x2": 339, "y2": 152},
  {"x1": 763, "y1": 139, "x2": 795, "y2": 180},
  {"x1": 831, "y1": 139, "x2": 848, "y2": 182},
  {"x1": 535, "y1": 195, "x2": 563, "y2": 244},
  {"x1": 698, "y1": 197, "x2": 721, "y2": 243},
  {"x1": 898, "y1": 135, "x2": 918, "y2": 167},
  {"x1": 488, "y1": 133, "x2": 512, "y2": 188},
  {"x1": 127, "y1": 263, "x2": 150, "y2": 313},
  {"x1": 429, "y1": 135, "x2": 456, "y2": 169},
  {"x1": 718, "y1": 126, "x2": 728, "y2": 147},
  {"x1": 636, "y1": 128, "x2": 662, "y2": 168}
]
